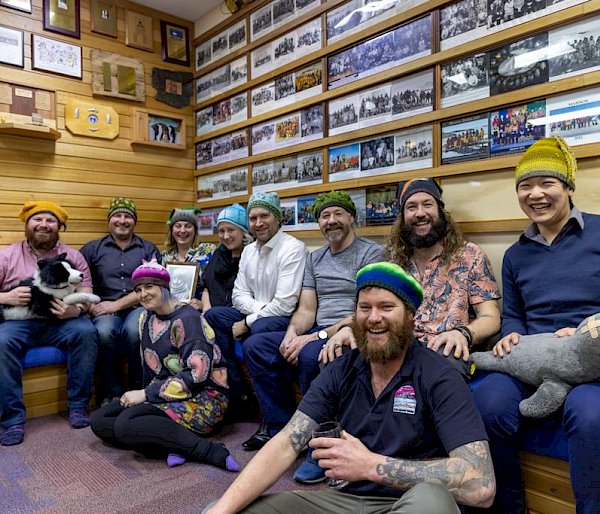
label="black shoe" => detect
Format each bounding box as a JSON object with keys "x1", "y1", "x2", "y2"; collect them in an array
[{"x1": 242, "y1": 423, "x2": 271, "y2": 451}]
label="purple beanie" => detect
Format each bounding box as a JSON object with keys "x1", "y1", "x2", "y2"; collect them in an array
[{"x1": 132, "y1": 258, "x2": 170, "y2": 288}]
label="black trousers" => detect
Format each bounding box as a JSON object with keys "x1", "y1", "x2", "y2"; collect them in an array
[{"x1": 90, "y1": 400, "x2": 214, "y2": 461}]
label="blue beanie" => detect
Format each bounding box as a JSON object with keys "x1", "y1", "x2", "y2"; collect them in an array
[
  {"x1": 247, "y1": 191, "x2": 282, "y2": 220},
  {"x1": 217, "y1": 203, "x2": 249, "y2": 233},
  {"x1": 356, "y1": 262, "x2": 423, "y2": 313}
]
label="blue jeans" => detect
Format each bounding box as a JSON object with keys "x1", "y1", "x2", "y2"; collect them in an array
[
  {"x1": 0, "y1": 317, "x2": 98, "y2": 428},
  {"x1": 93, "y1": 307, "x2": 144, "y2": 399},
  {"x1": 473, "y1": 372, "x2": 600, "y2": 514},
  {"x1": 244, "y1": 326, "x2": 322, "y2": 435},
  {"x1": 204, "y1": 307, "x2": 290, "y2": 401}
]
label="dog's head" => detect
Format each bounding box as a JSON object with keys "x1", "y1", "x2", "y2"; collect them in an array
[{"x1": 34, "y1": 253, "x2": 83, "y2": 292}]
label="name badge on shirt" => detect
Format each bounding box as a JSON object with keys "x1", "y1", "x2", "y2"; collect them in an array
[{"x1": 393, "y1": 385, "x2": 417, "y2": 415}]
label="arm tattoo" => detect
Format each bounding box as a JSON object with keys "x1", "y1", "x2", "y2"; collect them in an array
[
  {"x1": 282, "y1": 411, "x2": 319, "y2": 453},
  {"x1": 375, "y1": 441, "x2": 494, "y2": 507}
]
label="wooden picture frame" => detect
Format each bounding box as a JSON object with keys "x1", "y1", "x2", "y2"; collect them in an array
[
  {"x1": 90, "y1": 0, "x2": 117, "y2": 38},
  {"x1": 130, "y1": 108, "x2": 186, "y2": 150},
  {"x1": 32, "y1": 34, "x2": 82, "y2": 79},
  {"x1": 125, "y1": 9, "x2": 154, "y2": 51},
  {"x1": 0, "y1": 0, "x2": 31, "y2": 12},
  {"x1": 0, "y1": 25, "x2": 24, "y2": 68},
  {"x1": 165, "y1": 262, "x2": 199, "y2": 303},
  {"x1": 160, "y1": 20, "x2": 190, "y2": 66},
  {"x1": 91, "y1": 49, "x2": 145, "y2": 102},
  {"x1": 43, "y1": 0, "x2": 80, "y2": 39}
]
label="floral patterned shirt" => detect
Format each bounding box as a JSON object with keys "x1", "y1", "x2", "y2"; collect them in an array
[
  {"x1": 160, "y1": 242, "x2": 216, "y2": 270},
  {"x1": 407, "y1": 242, "x2": 500, "y2": 344}
]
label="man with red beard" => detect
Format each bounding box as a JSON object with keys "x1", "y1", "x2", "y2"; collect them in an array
[
  {"x1": 205, "y1": 262, "x2": 494, "y2": 514},
  {"x1": 0, "y1": 202, "x2": 98, "y2": 446}
]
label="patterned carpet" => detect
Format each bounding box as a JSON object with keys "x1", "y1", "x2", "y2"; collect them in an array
[{"x1": 0, "y1": 415, "x2": 313, "y2": 514}]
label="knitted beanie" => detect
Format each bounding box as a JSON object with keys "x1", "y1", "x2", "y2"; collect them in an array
[
  {"x1": 247, "y1": 191, "x2": 282, "y2": 220},
  {"x1": 167, "y1": 207, "x2": 200, "y2": 228},
  {"x1": 132, "y1": 258, "x2": 170, "y2": 288},
  {"x1": 19, "y1": 201, "x2": 68, "y2": 226},
  {"x1": 398, "y1": 178, "x2": 444, "y2": 212},
  {"x1": 515, "y1": 136, "x2": 576, "y2": 190},
  {"x1": 217, "y1": 203, "x2": 249, "y2": 233},
  {"x1": 356, "y1": 262, "x2": 423, "y2": 313},
  {"x1": 108, "y1": 197, "x2": 137, "y2": 221},
  {"x1": 313, "y1": 190, "x2": 357, "y2": 219}
]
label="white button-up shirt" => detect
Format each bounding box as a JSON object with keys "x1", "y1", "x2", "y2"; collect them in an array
[{"x1": 233, "y1": 229, "x2": 308, "y2": 326}]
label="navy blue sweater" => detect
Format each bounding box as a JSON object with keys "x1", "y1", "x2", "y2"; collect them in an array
[{"x1": 502, "y1": 212, "x2": 600, "y2": 336}]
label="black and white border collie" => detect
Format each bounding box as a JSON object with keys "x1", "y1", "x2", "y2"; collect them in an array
[{"x1": 1, "y1": 253, "x2": 100, "y2": 320}]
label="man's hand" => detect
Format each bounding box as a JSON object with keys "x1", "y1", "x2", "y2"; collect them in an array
[
  {"x1": 90, "y1": 301, "x2": 119, "y2": 317},
  {"x1": 232, "y1": 320, "x2": 249, "y2": 339},
  {"x1": 3, "y1": 286, "x2": 32, "y2": 306},
  {"x1": 50, "y1": 298, "x2": 80, "y2": 319},
  {"x1": 319, "y1": 326, "x2": 356, "y2": 364},
  {"x1": 120, "y1": 389, "x2": 147, "y2": 408},
  {"x1": 311, "y1": 430, "x2": 375, "y2": 483},
  {"x1": 428, "y1": 330, "x2": 470, "y2": 361},
  {"x1": 492, "y1": 332, "x2": 521, "y2": 357},
  {"x1": 554, "y1": 327, "x2": 576, "y2": 338},
  {"x1": 280, "y1": 333, "x2": 318, "y2": 364}
]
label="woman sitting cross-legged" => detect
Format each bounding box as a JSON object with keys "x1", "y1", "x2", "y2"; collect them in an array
[{"x1": 90, "y1": 258, "x2": 239, "y2": 472}]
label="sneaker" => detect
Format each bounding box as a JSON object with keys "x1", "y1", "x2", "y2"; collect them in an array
[{"x1": 294, "y1": 448, "x2": 326, "y2": 484}]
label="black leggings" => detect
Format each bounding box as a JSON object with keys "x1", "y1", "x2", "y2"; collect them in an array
[{"x1": 90, "y1": 400, "x2": 217, "y2": 462}]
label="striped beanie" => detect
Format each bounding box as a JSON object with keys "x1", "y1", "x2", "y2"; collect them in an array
[
  {"x1": 132, "y1": 258, "x2": 170, "y2": 288},
  {"x1": 313, "y1": 190, "x2": 356, "y2": 219},
  {"x1": 515, "y1": 136, "x2": 576, "y2": 190},
  {"x1": 247, "y1": 191, "x2": 282, "y2": 220},
  {"x1": 356, "y1": 262, "x2": 423, "y2": 312}
]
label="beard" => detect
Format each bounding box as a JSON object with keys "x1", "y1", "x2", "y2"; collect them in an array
[
  {"x1": 323, "y1": 222, "x2": 350, "y2": 245},
  {"x1": 26, "y1": 226, "x2": 59, "y2": 251},
  {"x1": 354, "y1": 313, "x2": 414, "y2": 364},
  {"x1": 400, "y1": 209, "x2": 448, "y2": 249}
]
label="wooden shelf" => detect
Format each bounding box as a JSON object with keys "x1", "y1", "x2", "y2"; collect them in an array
[{"x1": 0, "y1": 122, "x2": 61, "y2": 141}]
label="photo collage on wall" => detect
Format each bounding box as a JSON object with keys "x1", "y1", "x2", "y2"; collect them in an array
[
  {"x1": 198, "y1": 207, "x2": 222, "y2": 235},
  {"x1": 250, "y1": 0, "x2": 321, "y2": 41},
  {"x1": 328, "y1": 15, "x2": 431, "y2": 89},
  {"x1": 251, "y1": 17, "x2": 321, "y2": 79},
  {"x1": 195, "y1": 19, "x2": 246, "y2": 71},
  {"x1": 252, "y1": 150, "x2": 323, "y2": 193},
  {"x1": 281, "y1": 189, "x2": 367, "y2": 230},
  {"x1": 197, "y1": 167, "x2": 249, "y2": 202},
  {"x1": 329, "y1": 69, "x2": 434, "y2": 136},
  {"x1": 252, "y1": 61, "x2": 322, "y2": 116},
  {"x1": 440, "y1": 0, "x2": 588, "y2": 50},
  {"x1": 326, "y1": 0, "x2": 427, "y2": 44},
  {"x1": 195, "y1": 129, "x2": 249, "y2": 169},
  {"x1": 329, "y1": 125, "x2": 433, "y2": 182},
  {"x1": 252, "y1": 104, "x2": 323, "y2": 155},
  {"x1": 196, "y1": 55, "x2": 247, "y2": 103},
  {"x1": 196, "y1": 91, "x2": 248, "y2": 136}
]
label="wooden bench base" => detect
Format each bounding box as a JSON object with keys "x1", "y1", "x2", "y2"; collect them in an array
[{"x1": 23, "y1": 365, "x2": 67, "y2": 419}]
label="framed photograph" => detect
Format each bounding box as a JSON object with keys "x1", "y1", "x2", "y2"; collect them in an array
[
  {"x1": 441, "y1": 114, "x2": 490, "y2": 164},
  {"x1": 0, "y1": 25, "x2": 24, "y2": 68},
  {"x1": 394, "y1": 125, "x2": 433, "y2": 170},
  {"x1": 125, "y1": 10, "x2": 154, "y2": 51},
  {"x1": 366, "y1": 185, "x2": 399, "y2": 226},
  {"x1": 490, "y1": 100, "x2": 546, "y2": 156},
  {"x1": 391, "y1": 69, "x2": 434, "y2": 119},
  {"x1": 360, "y1": 135, "x2": 395, "y2": 174},
  {"x1": 546, "y1": 87, "x2": 600, "y2": 146},
  {"x1": 160, "y1": 20, "x2": 190, "y2": 66},
  {"x1": 165, "y1": 263, "x2": 199, "y2": 303},
  {"x1": 329, "y1": 142, "x2": 361, "y2": 181},
  {"x1": 130, "y1": 108, "x2": 185, "y2": 149},
  {"x1": 32, "y1": 34, "x2": 82, "y2": 79},
  {"x1": 91, "y1": 49, "x2": 145, "y2": 102},
  {"x1": 251, "y1": 3, "x2": 272, "y2": 41},
  {"x1": 195, "y1": 40, "x2": 212, "y2": 71},
  {"x1": 43, "y1": 0, "x2": 80, "y2": 39},
  {"x1": 91, "y1": 0, "x2": 117, "y2": 38},
  {"x1": 441, "y1": 53, "x2": 490, "y2": 108},
  {"x1": 0, "y1": 0, "x2": 31, "y2": 13},
  {"x1": 440, "y1": 0, "x2": 487, "y2": 50}
]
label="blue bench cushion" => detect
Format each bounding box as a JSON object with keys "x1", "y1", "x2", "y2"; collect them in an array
[
  {"x1": 470, "y1": 373, "x2": 569, "y2": 461},
  {"x1": 22, "y1": 346, "x2": 67, "y2": 369}
]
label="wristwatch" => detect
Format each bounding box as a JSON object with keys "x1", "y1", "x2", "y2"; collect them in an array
[{"x1": 317, "y1": 329, "x2": 328, "y2": 341}]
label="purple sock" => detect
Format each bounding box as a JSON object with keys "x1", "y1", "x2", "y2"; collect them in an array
[
  {"x1": 167, "y1": 453, "x2": 187, "y2": 468},
  {"x1": 69, "y1": 409, "x2": 90, "y2": 429},
  {"x1": 225, "y1": 455, "x2": 241, "y2": 472},
  {"x1": 1, "y1": 424, "x2": 25, "y2": 446}
]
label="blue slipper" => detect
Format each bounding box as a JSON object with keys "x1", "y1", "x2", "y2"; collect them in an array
[
  {"x1": 69, "y1": 409, "x2": 90, "y2": 429},
  {"x1": 1, "y1": 424, "x2": 25, "y2": 446}
]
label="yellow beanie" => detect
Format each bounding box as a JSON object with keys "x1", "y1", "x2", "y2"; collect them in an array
[
  {"x1": 19, "y1": 201, "x2": 69, "y2": 225},
  {"x1": 515, "y1": 136, "x2": 576, "y2": 190}
]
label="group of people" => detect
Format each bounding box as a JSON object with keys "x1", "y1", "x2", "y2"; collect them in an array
[{"x1": 1, "y1": 135, "x2": 599, "y2": 513}]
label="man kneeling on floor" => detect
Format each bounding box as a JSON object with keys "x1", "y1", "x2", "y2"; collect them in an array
[{"x1": 205, "y1": 262, "x2": 495, "y2": 514}]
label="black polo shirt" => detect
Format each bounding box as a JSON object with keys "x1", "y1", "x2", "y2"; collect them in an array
[{"x1": 298, "y1": 342, "x2": 487, "y2": 497}]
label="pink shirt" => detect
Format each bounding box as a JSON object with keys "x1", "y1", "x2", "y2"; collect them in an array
[
  {"x1": 407, "y1": 242, "x2": 500, "y2": 344},
  {"x1": 0, "y1": 240, "x2": 93, "y2": 291}
]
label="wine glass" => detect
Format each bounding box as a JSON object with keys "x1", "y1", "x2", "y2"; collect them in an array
[{"x1": 311, "y1": 421, "x2": 350, "y2": 489}]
